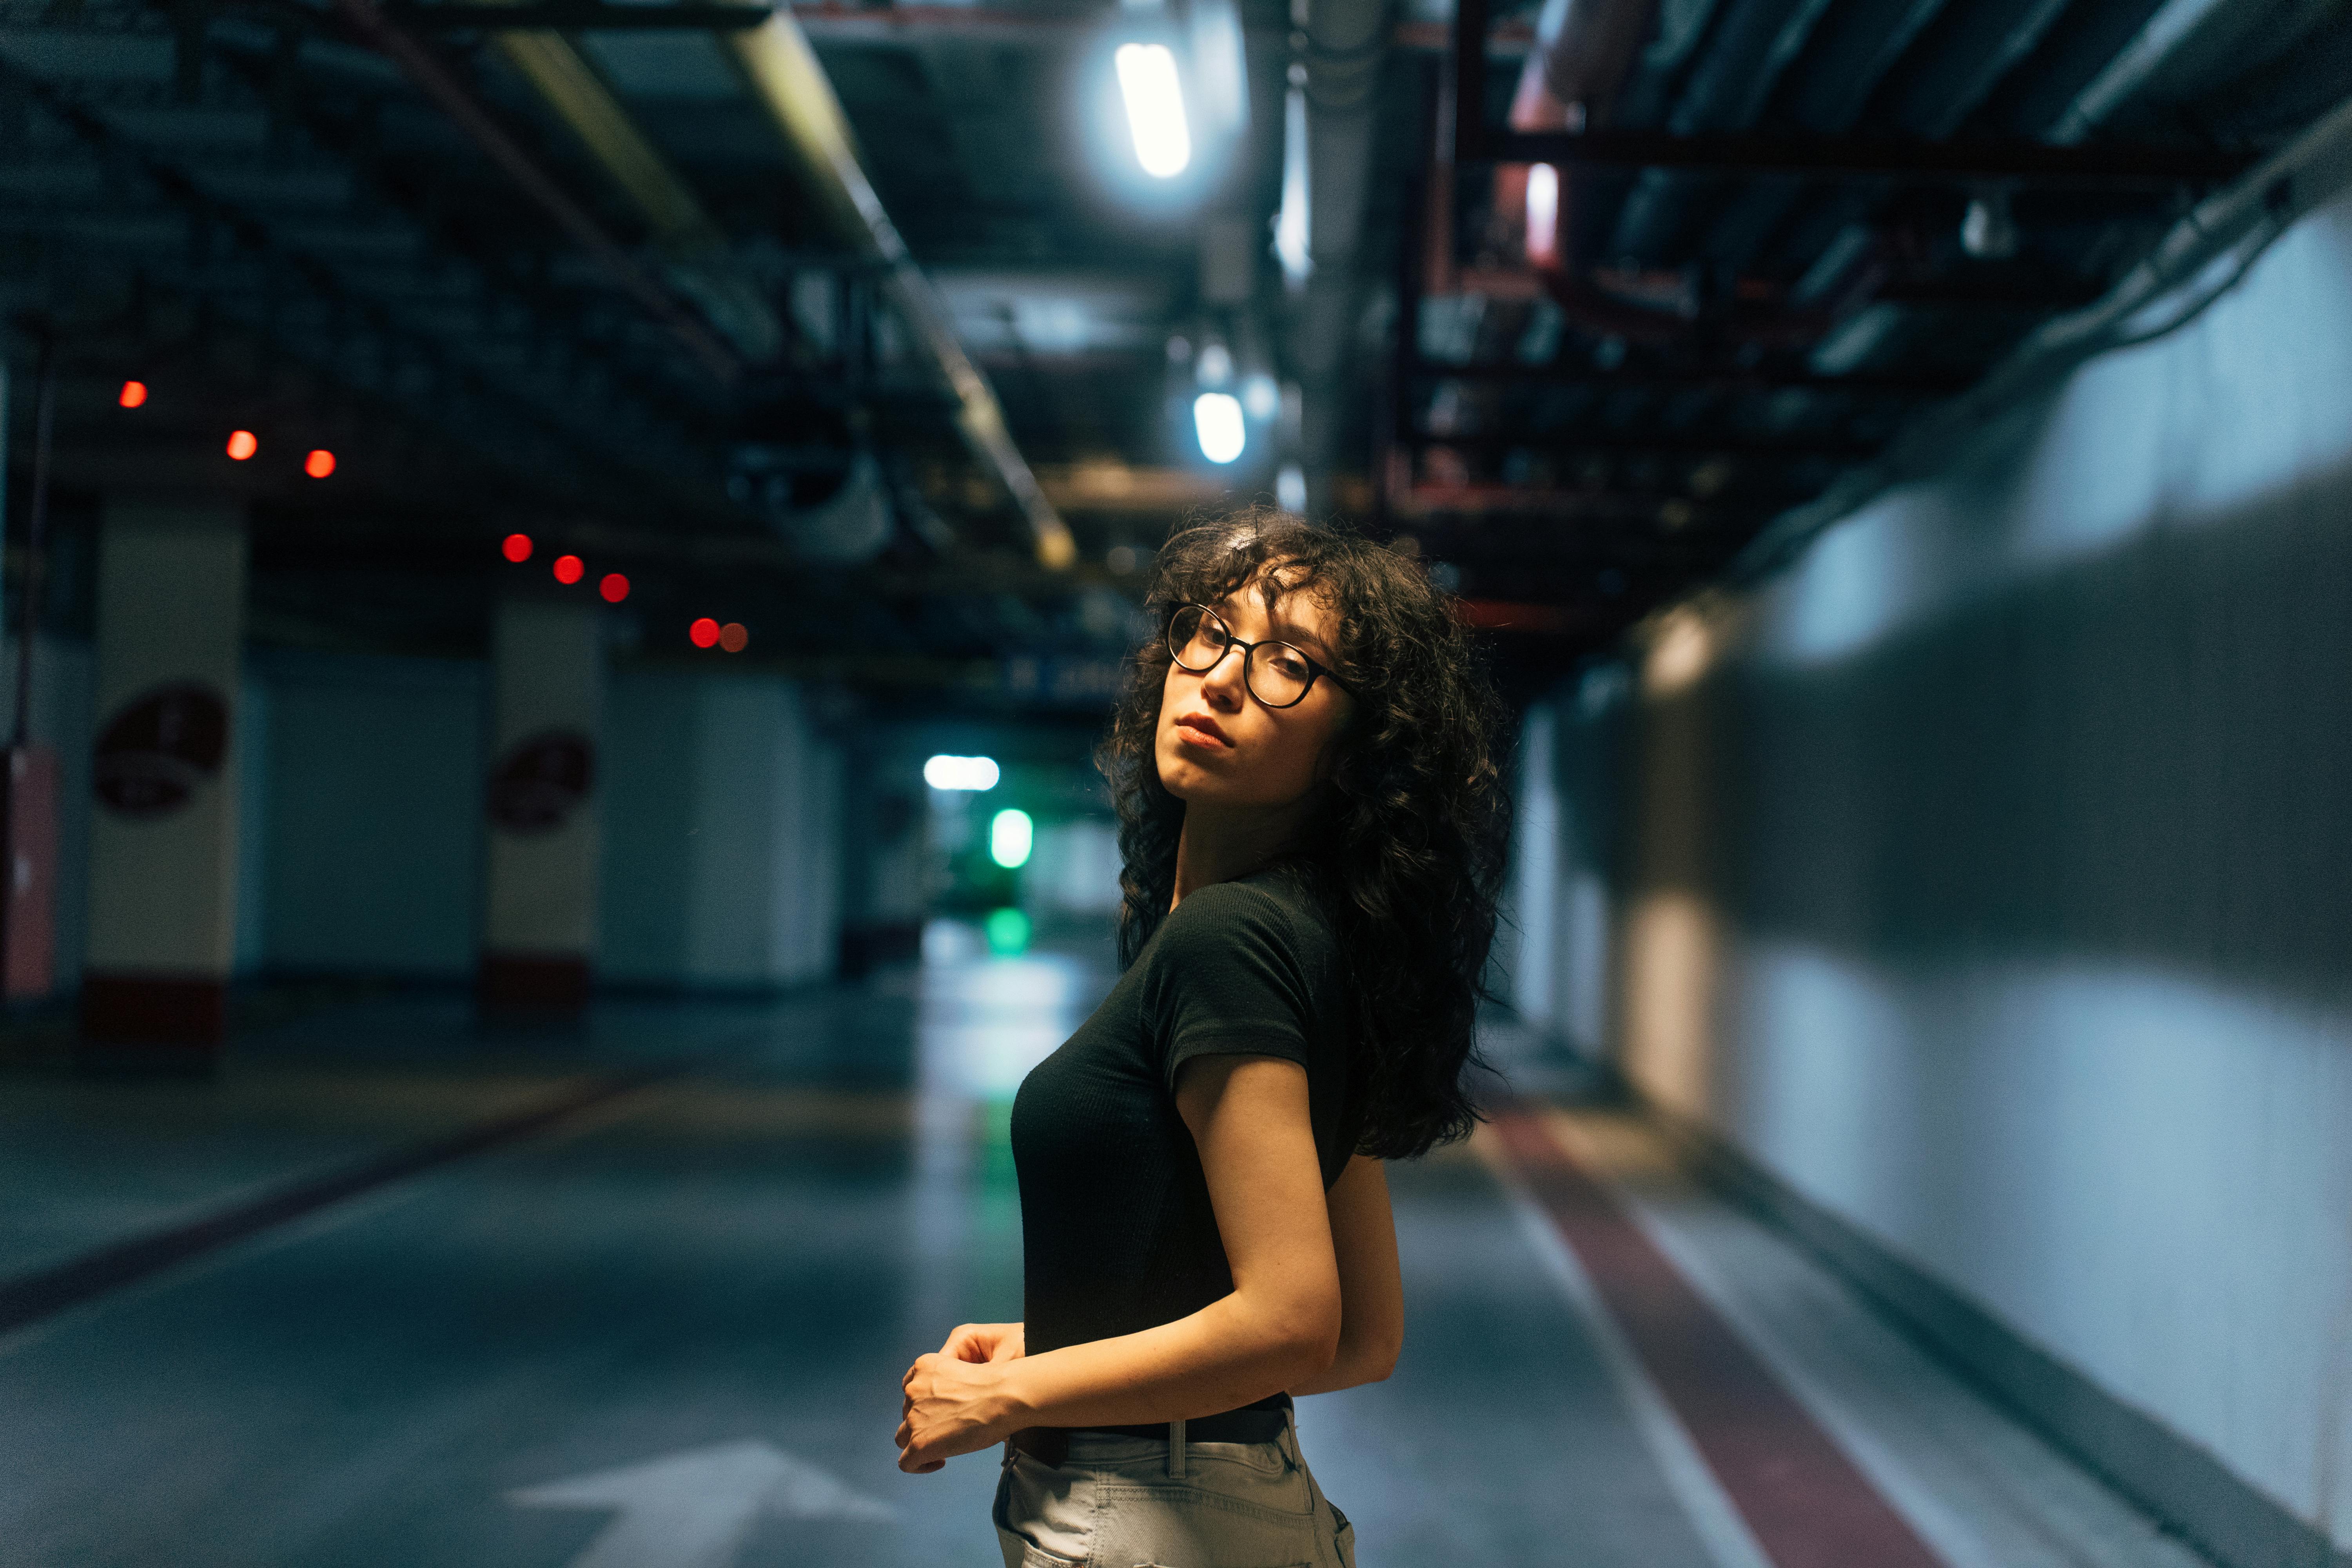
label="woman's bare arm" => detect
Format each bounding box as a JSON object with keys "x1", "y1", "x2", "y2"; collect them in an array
[
  {"x1": 897, "y1": 1055, "x2": 1339, "y2": 1471},
  {"x1": 1288, "y1": 1154, "x2": 1401, "y2": 1394}
]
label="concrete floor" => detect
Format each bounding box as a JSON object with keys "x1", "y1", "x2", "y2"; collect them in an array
[{"x1": 0, "y1": 927, "x2": 2205, "y2": 1568}]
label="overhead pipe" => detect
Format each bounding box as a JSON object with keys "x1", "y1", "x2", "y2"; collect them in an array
[
  {"x1": 723, "y1": 9, "x2": 1076, "y2": 570},
  {"x1": 1290, "y1": 0, "x2": 1391, "y2": 520}
]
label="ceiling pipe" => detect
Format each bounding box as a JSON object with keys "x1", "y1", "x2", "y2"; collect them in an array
[
  {"x1": 331, "y1": 0, "x2": 742, "y2": 385},
  {"x1": 481, "y1": 20, "x2": 784, "y2": 361},
  {"x1": 723, "y1": 8, "x2": 1076, "y2": 570},
  {"x1": 1290, "y1": 0, "x2": 1390, "y2": 521}
]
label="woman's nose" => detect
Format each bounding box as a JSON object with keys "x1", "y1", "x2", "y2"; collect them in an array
[{"x1": 1200, "y1": 647, "x2": 1247, "y2": 705}]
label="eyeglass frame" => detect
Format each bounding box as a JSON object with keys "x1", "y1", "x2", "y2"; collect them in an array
[{"x1": 1165, "y1": 603, "x2": 1352, "y2": 710}]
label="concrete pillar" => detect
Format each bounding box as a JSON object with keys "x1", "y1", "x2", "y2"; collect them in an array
[
  {"x1": 80, "y1": 501, "x2": 247, "y2": 1054},
  {"x1": 479, "y1": 599, "x2": 602, "y2": 1008}
]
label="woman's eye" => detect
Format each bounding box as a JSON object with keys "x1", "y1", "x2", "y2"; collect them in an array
[{"x1": 1267, "y1": 648, "x2": 1308, "y2": 679}]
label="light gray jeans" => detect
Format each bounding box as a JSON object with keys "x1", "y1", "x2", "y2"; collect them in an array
[{"x1": 993, "y1": 1409, "x2": 1356, "y2": 1568}]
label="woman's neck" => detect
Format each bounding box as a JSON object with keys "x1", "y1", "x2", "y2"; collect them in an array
[{"x1": 1170, "y1": 800, "x2": 1309, "y2": 908}]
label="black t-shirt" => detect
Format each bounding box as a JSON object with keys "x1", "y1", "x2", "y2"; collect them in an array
[{"x1": 1010, "y1": 867, "x2": 1363, "y2": 1361}]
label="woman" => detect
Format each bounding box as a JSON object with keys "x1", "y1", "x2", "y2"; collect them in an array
[{"x1": 897, "y1": 510, "x2": 1508, "y2": 1568}]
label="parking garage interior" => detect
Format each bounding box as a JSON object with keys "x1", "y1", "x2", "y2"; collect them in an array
[{"x1": 4, "y1": 0, "x2": 2352, "y2": 1563}]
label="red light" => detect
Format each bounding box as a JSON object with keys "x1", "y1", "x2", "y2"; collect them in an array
[
  {"x1": 226, "y1": 430, "x2": 258, "y2": 461},
  {"x1": 118, "y1": 381, "x2": 148, "y2": 408},
  {"x1": 599, "y1": 573, "x2": 629, "y2": 604},
  {"x1": 689, "y1": 617, "x2": 720, "y2": 649},
  {"x1": 501, "y1": 533, "x2": 533, "y2": 563},
  {"x1": 719, "y1": 622, "x2": 748, "y2": 653},
  {"x1": 552, "y1": 555, "x2": 584, "y2": 585},
  {"x1": 304, "y1": 449, "x2": 336, "y2": 479}
]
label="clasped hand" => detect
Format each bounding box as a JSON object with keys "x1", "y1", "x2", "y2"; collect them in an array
[{"x1": 897, "y1": 1321, "x2": 1026, "y2": 1474}]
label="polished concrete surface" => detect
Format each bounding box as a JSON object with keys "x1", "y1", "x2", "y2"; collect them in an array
[{"x1": 0, "y1": 928, "x2": 2203, "y2": 1567}]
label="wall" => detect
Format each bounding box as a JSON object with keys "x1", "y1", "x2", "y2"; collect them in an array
[
  {"x1": 253, "y1": 649, "x2": 485, "y2": 978},
  {"x1": 1515, "y1": 187, "x2": 2352, "y2": 1563},
  {"x1": 224, "y1": 652, "x2": 840, "y2": 990},
  {"x1": 600, "y1": 668, "x2": 842, "y2": 989}
]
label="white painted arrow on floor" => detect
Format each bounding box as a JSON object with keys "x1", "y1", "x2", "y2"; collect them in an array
[{"x1": 509, "y1": 1439, "x2": 895, "y2": 1568}]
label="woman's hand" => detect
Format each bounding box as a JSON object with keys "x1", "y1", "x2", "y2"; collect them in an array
[
  {"x1": 896, "y1": 1352, "x2": 1023, "y2": 1474},
  {"x1": 937, "y1": 1321, "x2": 1025, "y2": 1363}
]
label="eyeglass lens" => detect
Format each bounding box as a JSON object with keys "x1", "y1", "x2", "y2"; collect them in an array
[{"x1": 1167, "y1": 606, "x2": 1316, "y2": 707}]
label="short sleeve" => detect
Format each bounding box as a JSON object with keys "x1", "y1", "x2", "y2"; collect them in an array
[{"x1": 1140, "y1": 883, "x2": 1314, "y2": 1094}]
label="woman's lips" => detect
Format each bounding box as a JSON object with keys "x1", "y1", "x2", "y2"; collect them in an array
[{"x1": 1174, "y1": 715, "x2": 1232, "y2": 749}]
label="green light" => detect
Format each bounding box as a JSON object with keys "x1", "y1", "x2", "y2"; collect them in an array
[
  {"x1": 989, "y1": 808, "x2": 1034, "y2": 869},
  {"x1": 984, "y1": 907, "x2": 1031, "y2": 955}
]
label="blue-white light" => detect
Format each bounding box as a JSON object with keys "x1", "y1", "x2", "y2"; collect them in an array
[
  {"x1": 924, "y1": 754, "x2": 1001, "y2": 791},
  {"x1": 1193, "y1": 392, "x2": 1246, "y2": 464},
  {"x1": 1114, "y1": 44, "x2": 1191, "y2": 179}
]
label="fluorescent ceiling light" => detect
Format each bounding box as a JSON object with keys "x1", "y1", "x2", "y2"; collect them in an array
[
  {"x1": 1194, "y1": 392, "x2": 1246, "y2": 463},
  {"x1": 924, "y1": 754, "x2": 1001, "y2": 791},
  {"x1": 1115, "y1": 44, "x2": 1191, "y2": 179},
  {"x1": 1274, "y1": 71, "x2": 1310, "y2": 289}
]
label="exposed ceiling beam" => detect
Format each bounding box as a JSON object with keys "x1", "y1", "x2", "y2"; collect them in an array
[
  {"x1": 330, "y1": 0, "x2": 743, "y2": 384},
  {"x1": 1468, "y1": 128, "x2": 2251, "y2": 187}
]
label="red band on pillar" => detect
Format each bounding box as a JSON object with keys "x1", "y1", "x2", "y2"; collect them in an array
[
  {"x1": 80, "y1": 974, "x2": 228, "y2": 1046},
  {"x1": 478, "y1": 953, "x2": 592, "y2": 1009}
]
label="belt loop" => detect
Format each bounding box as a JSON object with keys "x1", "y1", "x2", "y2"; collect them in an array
[{"x1": 1167, "y1": 1418, "x2": 1187, "y2": 1480}]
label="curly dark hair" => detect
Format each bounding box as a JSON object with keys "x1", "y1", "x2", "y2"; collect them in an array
[{"x1": 1096, "y1": 507, "x2": 1510, "y2": 1160}]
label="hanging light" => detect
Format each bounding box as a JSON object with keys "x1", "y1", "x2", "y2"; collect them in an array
[
  {"x1": 1114, "y1": 43, "x2": 1191, "y2": 178},
  {"x1": 304, "y1": 449, "x2": 336, "y2": 479},
  {"x1": 1274, "y1": 64, "x2": 1311, "y2": 290},
  {"x1": 225, "y1": 430, "x2": 258, "y2": 461},
  {"x1": 1526, "y1": 164, "x2": 1560, "y2": 266},
  {"x1": 1193, "y1": 392, "x2": 1245, "y2": 464}
]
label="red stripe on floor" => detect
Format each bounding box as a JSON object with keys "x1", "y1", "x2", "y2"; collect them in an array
[
  {"x1": 0, "y1": 1071, "x2": 664, "y2": 1338},
  {"x1": 1489, "y1": 1105, "x2": 1947, "y2": 1568}
]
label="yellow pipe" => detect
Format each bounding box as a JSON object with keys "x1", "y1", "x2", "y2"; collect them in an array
[{"x1": 724, "y1": 10, "x2": 1076, "y2": 570}]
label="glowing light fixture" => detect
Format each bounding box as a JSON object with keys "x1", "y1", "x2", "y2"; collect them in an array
[
  {"x1": 690, "y1": 617, "x2": 721, "y2": 648},
  {"x1": 984, "y1": 906, "x2": 1031, "y2": 955},
  {"x1": 1526, "y1": 163, "x2": 1560, "y2": 266},
  {"x1": 924, "y1": 754, "x2": 1001, "y2": 791},
  {"x1": 989, "y1": 808, "x2": 1034, "y2": 869},
  {"x1": 1240, "y1": 372, "x2": 1279, "y2": 421},
  {"x1": 599, "y1": 573, "x2": 629, "y2": 603},
  {"x1": 1276, "y1": 461, "x2": 1307, "y2": 515},
  {"x1": 719, "y1": 622, "x2": 748, "y2": 652},
  {"x1": 118, "y1": 381, "x2": 148, "y2": 408},
  {"x1": 1274, "y1": 66, "x2": 1311, "y2": 290},
  {"x1": 1193, "y1": 392, "x2": 1245, "y2": 464},
  {"x1": 552, "y1": 554, "x2": 584, "y2": 585},
  {"x1": 225, "y1": 430, "x2": 258, "y2": 461},
  {"x1": 303, "y1": 449, "x2": 336, "y2": 479},
  {"x1": 1114, "y1": 43, "x2": 1191, "y2": 179},
  {"x1": 502, "y1": 533, "x2": 534, "y2": 563}
]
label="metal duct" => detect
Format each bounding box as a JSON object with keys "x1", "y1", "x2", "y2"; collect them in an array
[{"x1": 1292, "y1": 0, "x2": 1390, "y2": 519}]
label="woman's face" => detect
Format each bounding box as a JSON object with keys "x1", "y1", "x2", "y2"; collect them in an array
[{"x1": 1154, "y1": 577, "x2": 1353, "y2": 812}]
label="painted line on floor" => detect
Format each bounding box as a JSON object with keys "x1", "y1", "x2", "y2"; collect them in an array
[
  {"x1": 1479, "y1": 1128, "x2": 1778, "y2": 1568},
  {"x1": 1483, "y1": 1102, "x2": 1951, "y2": 1568},
  {"x1": 0, "y1": 1070, "x2": 670, "y2": 1339}
]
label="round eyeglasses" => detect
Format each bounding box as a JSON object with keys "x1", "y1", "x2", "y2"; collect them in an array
[{"x1": 1166, "y1": 604, "x2": 1347, "y2": 710}]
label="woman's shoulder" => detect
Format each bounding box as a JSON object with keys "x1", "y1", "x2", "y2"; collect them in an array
[{"x1": 1154, "y1": 868, "x2": 1335, "y2": 965}]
